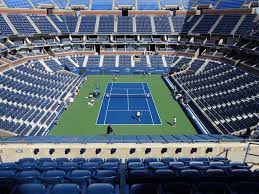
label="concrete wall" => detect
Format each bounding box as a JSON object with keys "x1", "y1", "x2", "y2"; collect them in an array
[{"x1": 1, "y1": 142, "x2": 259, "y2": 164}]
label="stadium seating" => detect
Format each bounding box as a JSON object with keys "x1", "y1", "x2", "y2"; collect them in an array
[
  {"x1": 1, "y1": 157, "x2": 258, "y2": 194},
  {"x1": 79, "y1": 15, "x2": 96, "y2": 34},
  {"x1": 0, "y1": 64, "x2": 84, "y2": 136},
  {"x1": 117, "y1": 16, "x2": 133, "y2": 34},
  {"x1": 171, "y1": 61, "x2": 259, "y2": 134},
  {"x1": 98, "y1": 15, "x2": 115, "y2": 34},
  {"x1": 136, "y1": 16, "x2": 152, "y2": 34}
]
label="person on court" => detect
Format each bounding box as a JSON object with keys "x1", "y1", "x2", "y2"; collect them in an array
[
  {"x1": 136, "y1": 111, "x2": 142, "y2": 122},
  {"x1": 172, "y1": 116, "x2": 177, "y2": 127}
]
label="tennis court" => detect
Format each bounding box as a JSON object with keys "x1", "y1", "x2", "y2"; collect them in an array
[{"x1": 97, "y1": 82, "x2": 161, "y2": 125}]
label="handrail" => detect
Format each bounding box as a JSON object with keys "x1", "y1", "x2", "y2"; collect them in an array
[{"x1": 243, "y1": 142, "x2": 259, "y2": 163}]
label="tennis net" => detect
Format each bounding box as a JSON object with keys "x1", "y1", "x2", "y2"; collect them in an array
[{"x1": 105, "y1": 93, "x2": 151, "y2": 98}]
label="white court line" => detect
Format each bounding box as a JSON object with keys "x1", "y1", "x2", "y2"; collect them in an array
[
  {"x1": 104, "y1": 83, "x2": 113, "y2": 124},
  {"x1": 142, "y1": 83, "x2": 154, "y2": 125},
  {"x1": 127, "y1": 88, "x2": 130, "y2": 110},
  {"x1": 146, "y1": 83, "x2": 162, "y2": 125},
  {"x1": 108, "y1": 110, "x2": 150, "y2": 112},
  {"x1": 96, "y1": 83, "x2": 108, "y2": 125}
]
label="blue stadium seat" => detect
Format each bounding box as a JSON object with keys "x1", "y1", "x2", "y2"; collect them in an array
[
  {"x1": 58, "y1": 162, "x2": 78, "y2": 172},
  {"x1": 127, "y1": 162, "x2": 146, "y2": 170},
  {"x1": 39, "y1": 170, "x2": 66, "y2": 184},
  {"x1": 87, "y1": 183, "x2": 114, "y2": 194},
  {"x1": 37, "y1": 162, "x2": 58, "y2": 171},
  {"x1": 169, "y1": 162, "x2": 189, "y2": 171},
  {"x1": 161, "y1": 157, "x2": 175, "y2": 164},
  {"x1": 148, "y1": 162, "x2": 168, "y2": 170},
  {"x1": 71, "y1": 158, "x2": 87, "y2": 165},
  {"x1": 51, "y1": 183, "x2": 81, "y2": 194},
  {"x1": 14, "y1": 184, "x2": 45, "y2": 194},
  {"x1": 15, "y1": 170, "x2": 40, "y2": 183},
  {"x1": 130, "y1": 183, "x2": 157, "y2": 194},
  {"x1": 94, "y1": 170, "x2": 118, "y2": 185},
  {"x1": 162, "y1": 182, "x2": 192, "y2": 194},
  {"x1": 67, "y1": 170, "x2": 92, "y2": 184},
  {"x1": 55, "y1": 158, "x2": 70, "y2": 165},
  {"x1": 80, "y1": 162, "x2": 99, "y2": 171}
]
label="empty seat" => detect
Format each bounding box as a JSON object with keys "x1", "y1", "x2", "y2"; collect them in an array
[
  {"x1": 169, "y1": 162, "x2": 189, "y2": 171},
  {"x1": 58, "y1": 162, "x2": 78, "y2": 172},
  {"x1": 177, "y1": 157, "x2": 192, "y2": 163},
  {"x1": 80, "y1": 162, "x2": 99, "y2": 171},
  {"x1": 87, "y1": 183, "x2": 114, "y2": 194},
  {"x1": 105, "y1": 158, "x2": 120, "y2": 163},
  {"x1": 143, "y1": 158, "x2": 159, "y2": 164},
  {"x1": 55, "y1": 158, "x2": 70, "y2": 165},
  {"x1": 153, "y1": 169, "x2": 176, "y2": 181},
  {"x1": 100, "y1": 162, "x2": 119, "y2": 171},
  {"x1": 51, "y1": 184, "x2": 80, "y2": 194},
  {"x1": 161, "y1": 157, "x2": 175, "y2": 164},
  {"x1": 14, "y1": 184, "x2": 45, "y2": 194},
  {"x1": 229, "y1": 162, "x2": 251, "y2": 169},
  {"x1": 20, "y1": 163, "x2": 37, "y2": 171},
  {"x1": 180, "y1": 169, "x2": 201, "y2": 178},
  {"x1": 130, "y1": 183, "x2": 157, "y2": 194},
  {"x1": 88, "y1": 158, "x2": 104, "y2": 164},
  {"x1": 39, "y1": 170, "x2": 66, "y2": 184},
  {"x1": 127, "y1": 158, "x2": 142, "y2": 164},
  {"x1": 37, "y1": 162, "x2": 58, "y2": 171},
  {"x1": 71, "y1": 158, "x2": 86, "y2": 165},
  {"x1": 37, "y1": 158, "x2": 52, "y2": 164},
  {"x1": 128, "y1": 162, "x2": 145, "y2": 170},
  {"x1": 18, "y1": 158, "x2": 36, "y2": 164},
  {"x1": 15, "y1": 170, "x2": 40, "y2": 183},
  {"x1": 67, "y1": 170, "x2": 92, "y2": 184},
  {"x1": 0, "y1": 170, "x2": 16, "y2": 180},
  {"x1": 162, "y1": 182, "x2": 192, "y2": 194},
  {"x1": 189, "y1": 161, "x2": 209, "y2": 170},
  {"x1": 204, "y1": 169, "x2": 227, "y2": 177},
  {"x1": 0, "y1": 163, "x2": 19, "y2": 171},
  {"x1": 94, "y1": 170, "x2": 118, "y2": 185},
  {"x1": 148, "y1": 162, "x2": 168, "y2": 170}
]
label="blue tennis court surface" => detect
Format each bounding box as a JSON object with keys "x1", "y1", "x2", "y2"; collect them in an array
[{"x1": 97, "y1": 82, "x2": 161, "y2": 125}]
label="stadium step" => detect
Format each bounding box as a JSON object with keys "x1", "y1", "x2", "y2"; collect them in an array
[
  {"x1": 114, "y1": 16, "x2": 118, "y2": 33},
  {"x1": 189, "y1": 15, "x2": 204, "y2": 34},
  {"x1": 115, "y1": 55, "x2": 119, "y2": 67},
  {"x1": 67, "y1": 57, "x2": 79, "y2": 67},
  {"x1": 150, "y1": 16, "x2": 156, "y2": 34},
  {"x1": 94, "y1": 16, "x2": 100, "y2": 33},
  {"x1": 131, "y1": 55, "x2": 135, "y2": 67},
  {"x1": 208, "y1": 15, "x2": 223, "y2": 34},
  {"x1": 46, "y1": 16, "x2": 61, "y2": 33},
  {"x1": 39, "y1": 60, "x2": 52, "y2": 72},
  {"x1": 27, "y1": 16, "x2": 41, "y2": 34},
  {"x1": 146, "y1": 55, "x2": 151, "y2": 67},
  {"x1": 82, "y1": 56, "x2": 88, "y2": 67},
  {"x1": 195, "y1": 60, "x2": 209, "y2": 75},
  {"x1": 162, "y1": 55, "x2": 167, "y2": 67},
  {"x1": 75, "y1": 16, "x2": 82, "y2": 33},
  {"x1": 2, "y1": 14, "x2": 18, "y2": 34},
  {"x1": 99, "y1": 55, "x2": 104, "y2": 67},
  {"x1": 231, "y1": 14, "x2": 246, "y2": 35},
  {"x1": 132, "y1": 16, "x2": 137, "y2": 33},
  {"x1": 168, "y1": 16, "x2": 175, "y2": 33}
]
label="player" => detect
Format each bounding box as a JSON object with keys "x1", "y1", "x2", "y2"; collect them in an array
[
  {"x1": 106, "y1": 124, "x2": 115, "y2": 135},
  {"x1": 113, "y1": 74, "x2": 119, "y2": 81},
  {"x1": 172, "y1": 116, "x2": 177, "y2": 128},
  {"x1": 136, "y1": 111, "x2": 141, "y2": 122}
]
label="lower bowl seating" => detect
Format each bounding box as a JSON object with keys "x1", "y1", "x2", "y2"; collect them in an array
[{"x1": 0, "y1": 157, "x2": 259, "y2": 194}]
